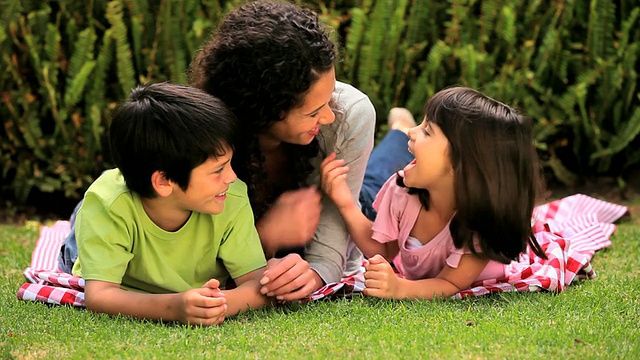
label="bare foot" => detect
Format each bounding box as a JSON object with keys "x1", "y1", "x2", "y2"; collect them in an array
[{"x1": 387, "y1": 107, "x2": 416, "y2": 135}]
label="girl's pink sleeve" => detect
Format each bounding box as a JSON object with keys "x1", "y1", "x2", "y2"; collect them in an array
[
  {"x1": 446, "y1": 236, "x2": 483, "y2": 268},
  {"x1": 447, "y1": 242, "x2": 506, "y2": 281}
]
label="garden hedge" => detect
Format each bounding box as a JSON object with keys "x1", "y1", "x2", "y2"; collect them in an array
[{"x1": 1, "y1": 0, "x2": 638, "y2": 204}]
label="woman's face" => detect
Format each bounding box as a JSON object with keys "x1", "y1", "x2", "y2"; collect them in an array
[{"x1": 263, "y1": 67, "x2": 336, "y2": 147}]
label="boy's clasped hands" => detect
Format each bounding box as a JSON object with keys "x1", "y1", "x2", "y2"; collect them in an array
[{"x1": 178, "y1": 279, "x2": 227, "y2": 327}]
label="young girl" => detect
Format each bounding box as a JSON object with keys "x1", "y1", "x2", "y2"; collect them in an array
[{"x1": 320, "y1": 86, "x2": 547, "y2": 300}]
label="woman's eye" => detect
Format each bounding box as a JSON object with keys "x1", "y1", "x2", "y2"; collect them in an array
[
  {"x1": 309, "y1": 112, "x2": 319, "y2": 118},
  {"x1": 214, "y1": 167, "x2": 224, "y2": 174}
]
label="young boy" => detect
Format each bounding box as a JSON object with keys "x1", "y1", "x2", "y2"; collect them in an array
[{"x1": 63, "y1": 83, "x2": 268, "y2": 326}]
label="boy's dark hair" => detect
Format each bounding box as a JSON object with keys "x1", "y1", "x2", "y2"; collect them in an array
[
  {"x1": 109, "y1": 82, "x2": 236, "y2": 198},
  {"x1": 398, "y1": 86, "x2": 546, "y2": 263},
  {"x1": 189, "y1": 0, "x2": 337, "y2": 219}
]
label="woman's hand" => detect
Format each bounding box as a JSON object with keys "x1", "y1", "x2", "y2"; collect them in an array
[
  {"x1": 256, "y1": 187, "x2": 322, "y2": 257},
  {"x1": 259, "y1": 253, "x2": 323, "y2": 301},
  {"x1": 320, "y1": 153, "x2": 353, "y2": 210}
]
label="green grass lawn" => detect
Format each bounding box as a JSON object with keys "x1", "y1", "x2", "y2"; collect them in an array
[{"x1": 1, "y1": 217, "x2": 639, "y2": 359}]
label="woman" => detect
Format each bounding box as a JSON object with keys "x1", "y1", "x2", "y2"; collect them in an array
[{"x1": 189, "y1": 0, "x2": 376, "y2": 301}]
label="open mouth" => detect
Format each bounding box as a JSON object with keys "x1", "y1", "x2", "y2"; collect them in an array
[
  {"x1": 403, "y1": 159, "x2": 417, "y2": 173},
  {"x1": 407, "y1": 142, "x2": 414, "y2": 155}
]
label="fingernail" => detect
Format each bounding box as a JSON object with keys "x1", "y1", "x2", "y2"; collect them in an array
[
  {"x1": 260, "y1": 277, "x2": 269, "y2": 285},
  {"x1": 267, "y1": 292, "x2": 274, "y2": 297},
  {"x1": 276, "y1": 296, "x2": 283, "y2": 300},
  {"x1": 260, "y1": 287, "x2": 268, "y2": 294}
]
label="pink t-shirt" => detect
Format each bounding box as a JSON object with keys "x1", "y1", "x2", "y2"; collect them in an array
[{"x1": 371, "y1": 174, "x2": 505, "y2": 281}]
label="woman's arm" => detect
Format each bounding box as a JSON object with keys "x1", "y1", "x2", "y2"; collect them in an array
[
  {"x1": 305, "y1": 83, "x2": 376, "y2": 284},
  {"x1": 255, "y1": 187, "x2": 322, "y2": 258}
]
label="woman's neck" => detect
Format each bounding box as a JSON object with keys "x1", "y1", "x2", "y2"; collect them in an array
[
  {"x1": 258, "y1": 133, "x2": 282, "y2": 153},
  {"x1": 258, "y1": 135, "x2": 288, "y2": 185}
]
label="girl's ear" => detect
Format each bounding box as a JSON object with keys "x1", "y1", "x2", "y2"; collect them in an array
[{"x1": 151, "y1": 170, "x2": 173, "y2": 197}]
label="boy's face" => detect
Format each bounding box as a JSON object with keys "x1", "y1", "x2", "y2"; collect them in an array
[{"x1": 172, "y1": 147, "x2": 237, "y2": 215}]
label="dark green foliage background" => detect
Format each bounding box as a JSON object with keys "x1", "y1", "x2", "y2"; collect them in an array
[{"x1": 1, "y1": 0, "x2": 639, "y2": 204}]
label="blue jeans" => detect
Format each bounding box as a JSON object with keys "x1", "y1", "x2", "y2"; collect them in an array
[
  {"x1": 359, "y1": 129, "x2": 414, "y2": 220},
  {"x1": 57, "y1": 130, "x2": 413, "y2": 272},
  {"x1": 57, "y1": 200, "x2": 82, "y2": 273}
]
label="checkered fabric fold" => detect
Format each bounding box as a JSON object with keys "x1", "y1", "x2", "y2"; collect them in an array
[{"x1": 16, "y1": 194, "x2": 629, "y2": 306}]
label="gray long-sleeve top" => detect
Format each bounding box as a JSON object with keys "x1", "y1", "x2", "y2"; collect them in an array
[{"x1": 305, "y1": 81, "x2": 376, "y2": 284}]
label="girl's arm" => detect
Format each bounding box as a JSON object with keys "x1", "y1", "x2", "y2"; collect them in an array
[
  {"x1": 320, "y1": 153, "x2": 392, "y2": 259},
  {"x1": 364, "y1": 253, "x2": 489, "y2": 300}
]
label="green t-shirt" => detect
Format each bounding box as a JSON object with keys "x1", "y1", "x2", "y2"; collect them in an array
[{"x1": 72, "y1": 169, "x2": 266, "y2": 294}]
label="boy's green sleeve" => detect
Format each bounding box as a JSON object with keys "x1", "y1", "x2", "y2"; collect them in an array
[{"x1": 217, "y1": 192, "x2": 266, "y2": 279}]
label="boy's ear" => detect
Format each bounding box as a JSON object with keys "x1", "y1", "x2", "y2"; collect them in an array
[{"x1": 151, "y1": 170, "x2": 173, "y2": 197}]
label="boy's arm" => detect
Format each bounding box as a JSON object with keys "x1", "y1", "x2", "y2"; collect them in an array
[
  {"x1": 223, "y1": 267, "x2": 270, "y2": 316},
  {"x1": 84, "y1": 279, "x2": 227, "y2": 326}
]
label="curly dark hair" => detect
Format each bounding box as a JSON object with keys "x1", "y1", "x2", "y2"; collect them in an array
[{"x1": 189, "y1": 0, "x2": 337, "y2": 219}]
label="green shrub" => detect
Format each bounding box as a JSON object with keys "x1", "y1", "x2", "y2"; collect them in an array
[
  {"x1": 333, "y1": 0, "x2": 640, "y2": 186},
  {"x1": 1, "y1": 0, "x2": 639, "y2": 204},
  {"x1": 0, "y1": 0, "x2": 240, "y2": 202}
]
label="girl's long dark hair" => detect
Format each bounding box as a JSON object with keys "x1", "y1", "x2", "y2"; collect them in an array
[{"x1": 398, "y1": 87, "x2": 546, "y2": 263}]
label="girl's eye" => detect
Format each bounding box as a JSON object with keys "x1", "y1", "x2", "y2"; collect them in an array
[
  {"x1": 309, "y1": 112, "x2": 320, "y2": 118},
  {"x1": 422, "y1": 127, "x2": 430, "y2": 136},
  {"x1": 214, "y1": 167, "x2": 224, "y2": 174}
]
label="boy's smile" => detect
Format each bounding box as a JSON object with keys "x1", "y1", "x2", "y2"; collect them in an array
[{"x1": 173, "y1": 147, "x2": 237, "y2": 216}]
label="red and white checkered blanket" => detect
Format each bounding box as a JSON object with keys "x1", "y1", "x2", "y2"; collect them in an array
[{"x1": 17, "y1": 194, "x2": 629, "y2": 306}]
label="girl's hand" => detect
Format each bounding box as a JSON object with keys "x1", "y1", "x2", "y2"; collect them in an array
[
  {"x1": 257, "y1": 187, "x2": 322, "y2": 256},
  {"x1": 363, "y1": 254, "x2": 404, "y2": 299},
  {"x1": 320, "y1": 153, "x2": 353, "y2": 209},
  {"x1": 259, "y1": 253, "x2": 323, "y2": 301},
  {"x1": 176, "y1": 279, "x2": 227, "y2": 326}
]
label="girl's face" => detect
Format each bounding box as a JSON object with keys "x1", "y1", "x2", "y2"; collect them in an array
[
  {"x1": 263, "y1": 67, "x2": 336, "y2": 147},
  {"x1": 403, "y1": 119, "x2": 453, "y2": 190}
]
